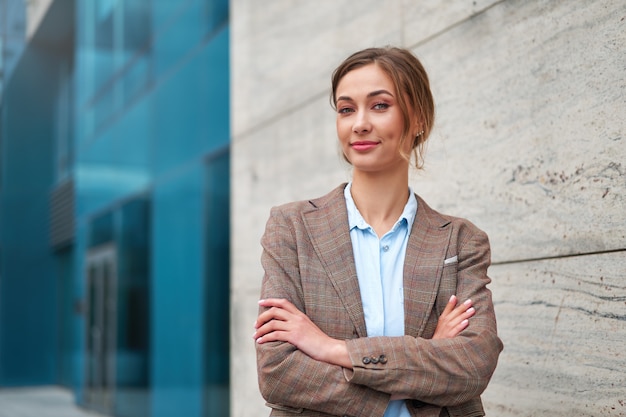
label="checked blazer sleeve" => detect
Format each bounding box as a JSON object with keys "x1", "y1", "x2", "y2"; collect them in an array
[{"x1": 256, "y1": 200, "x2": 390, "y2": 417}]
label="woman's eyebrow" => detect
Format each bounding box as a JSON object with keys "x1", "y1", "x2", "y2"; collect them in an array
[
  {"x1": 336, "y1": 89, "x2": 394, "y2": 103},
  {"x1": 367, "y1": 89, "x2": 394, "y2": 98},
  {"x1": 336, "y1": 95, "x2": 353, "y2": 103}
]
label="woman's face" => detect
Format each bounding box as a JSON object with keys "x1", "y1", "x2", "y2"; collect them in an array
[{"x1": 335, "y1": 63, "x2": 416, "y2": 175}]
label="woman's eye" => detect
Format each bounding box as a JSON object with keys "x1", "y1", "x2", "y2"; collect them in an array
[
  {"x1": 373, "y1": 102, "x2": 389, "y2": 110},
  {"x1": 338, "y1": 107, "x2": 354, "y2": 114}
]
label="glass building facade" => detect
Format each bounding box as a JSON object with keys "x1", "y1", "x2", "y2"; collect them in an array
[
  {"x1": 0, "y1": 1, "x2": 230, "y2": 416},
  {"x1": 0, "y1": 0, "x2": 26, "y2": 100}
]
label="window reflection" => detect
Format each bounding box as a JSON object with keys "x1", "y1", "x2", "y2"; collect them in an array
[
  {"x1": 0, "y1": 1, "x2": 230, "y2": 416},
  {"x1": 84, "y1": 0, "x2": 153, "y2": 134}
]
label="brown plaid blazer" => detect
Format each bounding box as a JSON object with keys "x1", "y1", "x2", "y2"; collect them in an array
[{"x1": 257, "y1": 184, "x2": 503, "y2": 417}]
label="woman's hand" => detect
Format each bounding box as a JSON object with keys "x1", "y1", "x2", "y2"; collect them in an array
[
  {"x1": 432, "y1": 295, "x2": 475, "y2": 339},
  {"x1": 253, "y1": 298, "x2": 352, "y2": 368}
]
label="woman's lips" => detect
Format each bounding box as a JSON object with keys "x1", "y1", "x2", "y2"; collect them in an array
[{"x1": 351, "y1": 141, "x2": 379, "y2": 151}]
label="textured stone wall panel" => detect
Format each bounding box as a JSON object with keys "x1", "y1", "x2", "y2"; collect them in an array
[
  {"x1": 411, "y1": 0, "x2": 626, "y2": 263},
  {"x1": 484, "y1": 252, "x2": 626, "y2": 416}
]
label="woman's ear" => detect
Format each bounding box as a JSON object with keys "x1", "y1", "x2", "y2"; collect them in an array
[
  {"x1": 412, "y1": 117, "x2": 423, "y2": 137},
  {"x1": 414, "y1": 124, "x2": 424, "y2": 139}
]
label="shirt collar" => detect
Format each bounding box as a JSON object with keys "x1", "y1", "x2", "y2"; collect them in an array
[{"x1": 344, "y1": 182, "x2": 418, "y2": 233}]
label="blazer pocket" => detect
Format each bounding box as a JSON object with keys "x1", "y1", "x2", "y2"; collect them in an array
[{"x1": 443, "y1": 255, "x2": 458, "y2": 265}]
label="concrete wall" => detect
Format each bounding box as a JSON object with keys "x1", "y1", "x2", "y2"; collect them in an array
[{"x1": 230, "y1": 1, "x2": 626, "y2": 415}]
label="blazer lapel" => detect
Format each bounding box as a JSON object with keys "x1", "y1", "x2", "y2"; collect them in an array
[
  {"x1": 403, "y1": 195, "x2": 452, "y2": 337},
  {"x1": 302, "y1": 185, "x2": 368, "y2": 338}
]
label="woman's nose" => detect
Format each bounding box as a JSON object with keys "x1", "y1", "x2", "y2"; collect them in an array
[{"x1": 352, "y1": 111, "x2": 371, "y2": 134}]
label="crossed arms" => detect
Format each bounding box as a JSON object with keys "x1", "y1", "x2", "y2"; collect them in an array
[{"x1": 254, "y1": 205, "x2": 503, "y2": 416}]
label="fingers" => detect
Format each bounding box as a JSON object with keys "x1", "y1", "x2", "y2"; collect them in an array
[
  {"x1": 253, "y1": 298, "x2": 302, "y2": 343},
  {"x1": 258, "y1": 298, "x2": 298, "y2": 313},
  {"x1": 433, "y1": 295, "x2": 475, "y2": 339},
  {"x1": 456, "y1": 319, "x2": 470, "y2": 333},
  {"x1": 441, "y1": 296, "x2": 473, "y2": 321},
  {"x1": 463, "y1": 305, "x2": 476, "y2": 320},
  {"x1": 459, "y1": 298, "x2": 473, "y2": 312},
  {"x1": 254, "y1": 306, "x2": 289, "y2": 333},
  {"x1": 255, "y1": 332, "x2": 285, "y2": 344},
  {"x1": 458, "y1": 298, "x2": 475, "y2": 317},
  {"x1": 254, "y1": 319, "x2": 287, "y2": 344},
  {"x1": 253, "y1": 304, "x2": 297, "y2": 343},
  {"x1": 441, "y1": 295, "x2": 458, "y2": 317},
  {"x1": 449, "y1": 299, "x2": 475, "y2": 326},
  {"x1": 254, "y1": 298, "x2": 298, "y2": 329}
]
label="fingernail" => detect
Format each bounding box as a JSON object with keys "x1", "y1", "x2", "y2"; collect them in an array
[
  {"x1": 258, "y1": 299, "x2": 265, "y2": 304},
  {"x1": 464, "y1": 299, "x2": 472, "y2": 306},
  {"x1": 467, "y1": 307, "x2": 475, "y2": 314},
  {"x1": 449, "y1": 295, "x2": 456, "y2": 302}
]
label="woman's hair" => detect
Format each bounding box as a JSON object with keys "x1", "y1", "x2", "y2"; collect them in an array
[{"x1": 331, "y1": 46, "x2": 435, "y2": 169}]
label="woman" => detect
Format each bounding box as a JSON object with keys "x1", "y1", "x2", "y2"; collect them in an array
[{"x1": 253, "y1": 47, "x2": 503, "y2": 417}]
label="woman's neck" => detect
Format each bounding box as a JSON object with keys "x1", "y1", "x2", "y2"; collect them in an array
[{"x1": 350, "y1": 170, "x2": 410, "y2": 238}]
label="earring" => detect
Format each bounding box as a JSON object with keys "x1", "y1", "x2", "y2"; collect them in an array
[{"x1": 415, "y1": 130, "x2": 424, "y2": 140}]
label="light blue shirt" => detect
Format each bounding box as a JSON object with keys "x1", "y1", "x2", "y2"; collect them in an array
[{"x1": 344, "y1": 182, "x2": 417, "y2": 417}]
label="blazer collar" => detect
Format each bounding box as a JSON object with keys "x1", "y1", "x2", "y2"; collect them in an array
[
  {"x1": 302, "y1": 184, "x2": 368, "y2": 337},
  {"x1": 301, "y1": 184, "x2": 453, "y2": 338},
  {"x1": 403, "y1": 196, "x2": 452, "y2": 336}
]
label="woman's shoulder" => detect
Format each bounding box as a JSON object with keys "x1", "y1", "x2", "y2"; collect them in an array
[
  {"x1": 415, "y1": 194, "x2": 487, "y2": 237},
  {"x1": 270, "y1": 184, "x2": 348, "y2": 216}
]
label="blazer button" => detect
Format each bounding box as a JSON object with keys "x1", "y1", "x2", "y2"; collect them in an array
[
  {"x1": 370, "y1": 356, "x2": 379, "y2": 364},
  {"x1": 379, "y1": 355, "x2": 388, "y2": 364},
  {"x1": 362, "y1": 357, "x2": 371, "y2": 364}
]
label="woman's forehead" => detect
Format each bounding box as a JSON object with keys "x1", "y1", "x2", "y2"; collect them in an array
[{"x1": 336, "y1": 64, "x2": 395, "y2": 96}]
